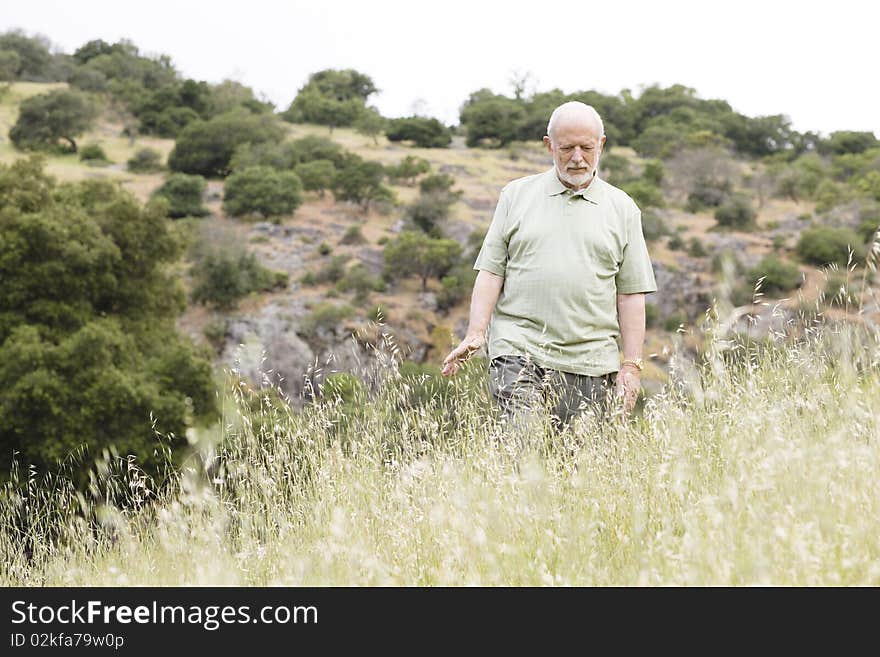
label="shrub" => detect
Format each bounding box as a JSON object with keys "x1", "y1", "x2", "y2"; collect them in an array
[
  {"x1": 686, "y1": 176, "x2": 732, "y2": 212},
  {"x1": 299, "y1": 302, "x2": 355, "y2": 338},
  {"x1": 687, "y1": 237, "x2": 707, "y2": 257},
  {"x1": 336, "y1": 262, "x2": 379, "y2": 302},
  {"x1": 714, "y1": 193, "x2": 756, "y2": 230},
  {"x1": 79, "y1": 143, "x2": 108, "y2": 163},
  {"x1": 168, "y1": 111, "x2": 285, "y2": 177},
  {"x1": 340, "y1": 224, "x2": 367, "y2": 245},
  {"x1": 127, "y1": 147, "x2": 163, "y2": 173},
  {"x1": 317, "y1": 242, "x2": 332, "y2": 256},
  {"x1": 385, "y1": 156, "x2": 430, "y2": 184},
  {"x1": 294, "y1": 159, "x2": 336, "y2": 196},
  {"x1": 152, "y1": 173, "x2": 208, "y2": 218},
  {"x1": 796, "y1": 225, "x2": 865, "y2": 267},
  {"x1": 748, "y1": 255, "x2": 802, "y2": 295},
  {"x1": 620, "y1": 179, "x2": 665, "y2": 208},
  {"x1": 436, "y1": 265, "x2": 477, "y2": 312},
  {"x1": 223, "y1": 166, "x2": 303, "y2": 219},
  {"x1": 315, "y1": 255, "x2": 349, "y2": 284},
  {"x1": 191, "y1": 251, "x2": 288, "y2": 309},
  {"x1": 385, "y1": 116, "x2": 452, "y2": 148},
  {"x1": 9, "y1": 89, "x2": 97, "y2": 153}
]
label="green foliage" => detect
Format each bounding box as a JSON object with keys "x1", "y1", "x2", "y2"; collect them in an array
[
  {"x1": 294, "y1": 159, "x2": 336, "y2": 196},
  {"x1": 0, "y1": 31, "x2": 52, "y2": 80},
  {"x1": 385, "y1": 116, "x2": 452, "y2": 148},
  {"x1": 283, "y1": 69, "x2": 377, "y2": 130},
  {"x1": 222, "y1": 166, "x2": 303, "y2": 219},
  {"x1": 353, "y1": 107, "x2": 386, "y2": 144},
  {"x1": 385, "y1": 156, "x2": 431, "y2": 184},
  {"x1": 667, "y1": 234, "x2": 685, "y2": 251},
  {"x1": 796, "y1": 225, "x2": 865, "y2": 267},
  {"x1": 287, "y1": 135, "x2": 348, "y2": 168},
  {"x1": 0, "y1": 158, "x2": 215, "y2": 480},
  {"x1": 459, "y1": 90, "x2": 526, "y2": 147},
  {"x1": 436, "y1": 264, "x2": 477, "y2": 312},
  {"x1": 383, "y1": 230, "x2": 463, "y2": 290},
  {"x1": 620, "y1": 179, "x2": 665, "y2": 208},
  {"x1": 600, "y1": 152, "x2": 631, "y2": 183},
  {"x1": 78, "y1": 143, "x2": 109, "y2": 163},
  {"x1": 9, "y1": 89, "x2": 97, "y2": 153},
  {"x1": 152, "y1": 173, "x2": 208, "y2": 218},
  {"x1": 336, "y1": 262, "x2": 379, "y2": 302},
  {"x1": 191, "y1": 250, "x2": 288, "y2": 309},
  {"x1": 714, "y1": 193, "x2": 756, "y2": 230},
  {"x1": 167, "y1": 111, "x2": 285, "y2": 177},
  {"x1": 127, "y1": 147, "x2": 163, "y2": 173},
  {"x1": 687, "y1": 237, "x2": 707, "y2": 257},
  {"x1": 317, "y1": 242, "x2": 333, "y2": 256},
  {"x1": 419, "y1": 173, "x2": 456, "y2": 195},
  {"x1": 340, "y1": 224, "x2": 367, "y2": 245},
  {"x1": 772, "y1": 153, "x2": 827, "y2": 202},
  {"x1": 332, "y1": 154, "x2": 392, "y2": 210},
  {"x1": 405, "y1": 191, "x2": 458, "y2": 236},
  {"x1": 685, "y1": 175, "x2": 732, "y2": 212},
  {"x1": 207, "y1": 79, "x2": 274, "y2": 116},
  {"x1": 748, "y1": 255, "x2": 802, "y2": 295},
  {"x1": 642, "y1": 160, "x2": 664, "y2": 185},
  {"x1": 819, "y1": 131, "x2": 879, "y2": 156},
  {"x1": 315, "y1": 255, "x2": 349, "y2": 284},
  {"x1": 299, "y1": 302, "x2": 355, "y2": 338}
]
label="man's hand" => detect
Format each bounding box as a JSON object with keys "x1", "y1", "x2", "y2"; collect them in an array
[
  {"x1": 441, "y1": 334, "x2": 486, "y2": 377},
  {"x1": 615, "y1": 364, "x2": 641, "y2": 416}
]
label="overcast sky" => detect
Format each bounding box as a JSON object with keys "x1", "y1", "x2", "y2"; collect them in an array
[{"x1": 4, "y1": 0, "x2": 878, "y2": 137}]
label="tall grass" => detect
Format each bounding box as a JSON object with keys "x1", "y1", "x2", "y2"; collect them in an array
[{"x1": 2, "y1": 296, "x2": 880, "y2": 585}]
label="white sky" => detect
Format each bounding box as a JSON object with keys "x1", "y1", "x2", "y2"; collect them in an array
[{"x1": 3, "y1": 0, "x2": 878, "y2": 137}]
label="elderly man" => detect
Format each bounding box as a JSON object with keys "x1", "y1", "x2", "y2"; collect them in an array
[{"x1": 441, "y1": 101, "x2": 657, "y2": 431}]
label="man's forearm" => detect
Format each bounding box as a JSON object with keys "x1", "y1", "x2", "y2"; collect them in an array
[
  {"x1": 617, "y1": 292, "x2": 647, "y2": 360},
  {"x1": 465, "y1": 270, "x2": 504, "y2": 337}
]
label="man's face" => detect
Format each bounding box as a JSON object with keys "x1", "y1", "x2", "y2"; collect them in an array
[{"x1": 543, "y1": 119, "x2": 606, "y2": 190}]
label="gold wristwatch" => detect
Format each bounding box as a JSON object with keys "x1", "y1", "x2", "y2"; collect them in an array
[{"x1": 621, "y1": 358, "x2": 644, "y2": 371}]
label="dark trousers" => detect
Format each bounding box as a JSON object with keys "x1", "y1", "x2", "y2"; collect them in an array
[{"x1": 488, "y1": 354, "x2": 616, "y2": 434}]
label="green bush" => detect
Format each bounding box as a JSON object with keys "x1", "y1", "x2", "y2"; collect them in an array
[
  {"x1": 796, "y1": 225, "x2": 865, "y2": 267},
  {"x1": 687, "y1": 237, "x2": 707, "y2": 257},
  {"x1": 620, "y1": 179, "x2": 665, "y2": 208},
  {"x1": 127, "y1": 147, "x2": 163, "y2": 173},
  {"x1": 640, "y1": 208, "x2": 669, "y2": 242},
  {"x1": 191, "y1": 251, "x2": 288, "y2": 309},
  {"x1": 336, "y1": 262, "x2": 379, "y2": 302},
  {"x1": 315, "y1": 255, "x2": 349, "y2": 284},
  {"x1": 168, "y1": 111, "x2": 285, "y2": 177},
  {"x1": 385, "y1": 116, "x2": 452, "y2": 148},
  {"x1": 385, "y1": 156, "x2": 430, "y2": 184},
  {"x1": 748, "y1": 255, "x2": 802, "y2": 295},
  {"x1": 9, "y1": 88, "x2": 97, "y2": 153},
  {"x1": 294, "y1": 159, "x2": 336, "y2": 196},
  {"x1": 436, "y1": 265, "x2": 477, "y2": 312},
  {"x1": 223, "y1": 166, "x2": 303, "y2": 219},
  {"x1": 299, "y1": 302, "x2": 355, "y2": 338},
  {"x1": 152, "y1": 173, "x2": 208, "y2": 218},
  {"x1": 340, "y1": 224, "x2": 366, "y2": 245},
  {"x1": 714, "y1": 193, "x2": 756, "y2": 230},
  {"x1": 686, "y1": 176, "x2": 731, "y2": 212},
  {"x1": 79, "y1": 143, "x2": 108, "y2": 162}
]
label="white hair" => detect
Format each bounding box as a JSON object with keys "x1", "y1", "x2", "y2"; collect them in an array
[{"x1": 546, "y1": 101, "x2": 605, "y2": 141}]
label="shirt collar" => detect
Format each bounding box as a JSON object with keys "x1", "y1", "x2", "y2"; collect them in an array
[{"x1": 544, "y1": 168, "x2": 601, "y2": 204}]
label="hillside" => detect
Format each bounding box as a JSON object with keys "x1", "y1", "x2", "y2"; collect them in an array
[{"x1": 1, "y1": 81, "x2": 878, "y2": 405}]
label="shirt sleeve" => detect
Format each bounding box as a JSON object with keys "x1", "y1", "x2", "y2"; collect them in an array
[
  {"x1": 473, "y1": 189, "x2": 510, "y2": 276},
  {"x1": 615, "y1": 207, "x2": 658, "y2": 294}
]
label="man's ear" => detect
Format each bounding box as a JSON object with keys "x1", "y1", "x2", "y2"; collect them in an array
[{"x1": 543, "y1": 135, "x2": 552, "y2": 152}]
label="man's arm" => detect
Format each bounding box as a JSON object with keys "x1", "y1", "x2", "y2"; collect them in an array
[
  {"x1": 441, "y1": 270, "x2": 504, "y2": 376},
  {"x1": 616, "y1": 292, "x2": 647, "y2": 414}
]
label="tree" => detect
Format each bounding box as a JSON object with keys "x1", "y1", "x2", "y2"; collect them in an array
[
  {"x1": 152, "y1": 173, "x2": 208, "y2": 218},
  {"x1": 0, "y1": 158, "x2": 216, "y2": 479},
  {"x1": 385, "y1": 116, "x2": 452, "y2": 148},
  {"x1": 459, "y1": 90, "x2": 526, "y2": 147},
  {"x1": 167, "y1": 111, "x2": 285, "y2": 177},
  {"x1": 294, "y1": 160, "x2": 336, "y2": 197},
  {"x1": 282, "y1": 69, "x2": 378, "y2": 131},
  {"x1": 353, "y1": 106, "x2": 386, "y2": 145},
  {"x1": 818, "y1": 131, "x2": 879, "y2": 156},
  {"x1": 383, "y1": 231, "x2": 463, "y2": 290},
  {"x1": 333, "y1": 155, "x2": 392, "y2": 210},
  {"x1": 0, "y1": 31, "x2": 52, "y2": 80},
  {"x1": 191, "y1": 250, "x2": 288, "y2": 309},
  {"x1": 385, "y1": 155, "x2": 431, "y2": 185},
  {"x1": 9, "y1": 89, "x2": 97, "y2": 153},
  {"x1": 223, "y1": 166, "x2": 303, "y2": 219}
]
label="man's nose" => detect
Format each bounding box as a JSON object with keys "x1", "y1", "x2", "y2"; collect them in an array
[{"x1": 571, "y1": 147, "x2": 585, "y2": 161}]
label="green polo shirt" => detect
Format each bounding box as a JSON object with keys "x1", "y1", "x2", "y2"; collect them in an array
[{"x1": 473, "y1": 168, "x2": 657, "y2": 376}]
